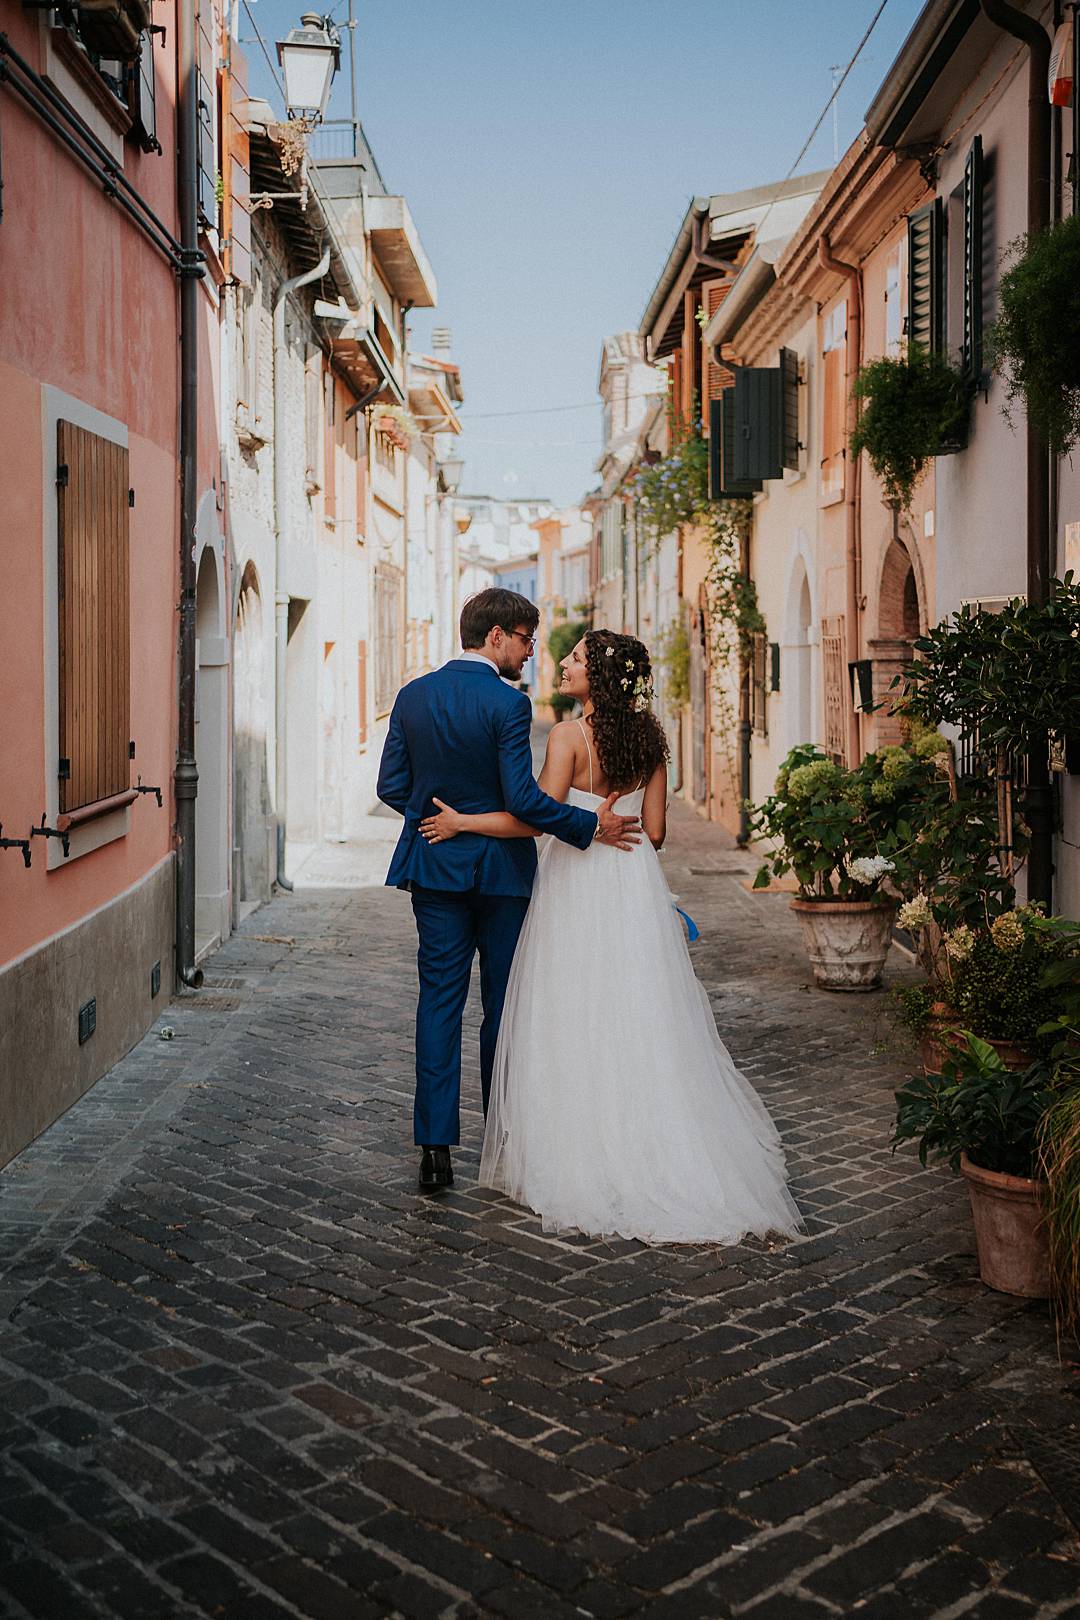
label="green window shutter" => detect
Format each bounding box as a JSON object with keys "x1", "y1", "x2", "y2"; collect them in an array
[
  {"x1": 709, "y1": 393, "x2": 761, "y2": 500},
  {"x1": 132, "y1": 33, "x2": 161, "y2": 154},
  {"x1": 734, "y1": 367, "x2": 783, "y2": 484},
  {"x1": 769, "y1": 641, "x2": 781, "y2": 693},
  {"x1": 780, "y1": 348, "x2": 800, "y2": 471},
  {"x1": 962, "y1": 135, "x2": 984, "y2": 383},
  {"x1": 907, "y1": 200, "x2": 944, "y2": 353}
]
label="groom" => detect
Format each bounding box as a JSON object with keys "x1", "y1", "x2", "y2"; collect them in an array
[{"x1": 377, "y1": 588, "x2": 640, "y2": 1190}]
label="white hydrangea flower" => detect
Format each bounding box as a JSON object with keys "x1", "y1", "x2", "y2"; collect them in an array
[
  {"x1": 897, "y1": 895, "x2": 933, "y2": 931},
  {"x1": 945, "y1": 923, "x2": 975, "y2": 961},
  {"x1": 844, "y1": 855, "x2": 895, "y2": 886}
]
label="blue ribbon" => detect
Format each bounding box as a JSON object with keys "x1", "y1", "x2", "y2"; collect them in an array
[{"x1": 676, "y1": 906, "x2": 700, "y2": 943}]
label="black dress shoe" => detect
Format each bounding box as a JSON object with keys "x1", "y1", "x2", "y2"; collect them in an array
[{"x1": 419, "y1": 1146, "x2": 454, "y2": 1191}]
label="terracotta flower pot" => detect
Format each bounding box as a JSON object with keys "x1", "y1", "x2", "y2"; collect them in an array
[
  {"x1": 790, "y1": 898, "x2": 895, "y2": 992},
  {"x1": 920, "y1": 1004, "x2": 1034, "y2": 1075},
  {"x1": 920, "y1": 1001, "x2": 965, "y2": 1076},
  {"x1": 960, "y1": 1153, "x2": 1049, "y2": 1298}
]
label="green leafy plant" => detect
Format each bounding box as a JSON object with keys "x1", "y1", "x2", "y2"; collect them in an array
[
  {"x1": 898, "y1": 578, "x2": 1080, "y2": 758},
  {"x1": 893, "y1": 1035, "x2": 1057, "y2": 1178},
  {"x1": 657, "y1": 621, "x2": 691, "y2": 708},
  {"x1": 946, "y1": 908, "x2": 1064, "y2": 1045},
  {"x1": 892, "y1": 982, "x2": 934, "y2": 1039},
  {"x1": 989, "y1": 213, "x2": 1080, "y2": 457},
  {"x1": 850, "y1": 347, "x2": 970, "y2": 510},
  {"x1": 634, "y1": 432, "x2": 710, "y2": 538},
  {"x1": 1038, "y1": 1087, "x2": 1080, "y2": 1350}
]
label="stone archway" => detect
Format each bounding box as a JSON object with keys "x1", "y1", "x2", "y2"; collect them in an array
[
  {"x1": 871, "y1": 538, "x2": 924, "y2": 745},
  {"x1": 233, "y1": 561, "x2": 272, "y2": 909},
  {"x1": 194, "y1": 538, "x2": 230, "y2": 953}
]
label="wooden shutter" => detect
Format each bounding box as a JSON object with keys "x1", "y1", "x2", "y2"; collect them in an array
[
  {"x1": 709, "y1": 392, "x2": 762, "y2": 500},
  {"x1": 131, "y1": 32, "x2": 160, "y2": 153},
  {"x1": 751, "y1": 632, "x2": 768, "y2": 738},
  {"x1": 702, "y1": 280, "x2": 732, "y2": 403},
  {"x1": 57, "y1": 422, "x2": 131, "y2": 814},
  {"x1": 780, "y1": 348, "x2": 800, "y2": 470},
  {"x1": 195, "y1": 1, "x2": 218, "y2": 229},
  {"x1": 670, "y1": 351, "x2": 684, "y2": 433},
  {"x1": 907, "y1": 200, "x2": 944, "y2": 353},
  {"x1": 733, "y1": 367, "x2": 783, "y2": 484},
  {"x1": 324, "y1": 368, "x2": 336, "y2": 518},
  {"x1": 357, "y1": 639, "x2": 368, "y2": 745},
  {"x1": 962, "y1": 135, "x2": 984, "y2": 383}
]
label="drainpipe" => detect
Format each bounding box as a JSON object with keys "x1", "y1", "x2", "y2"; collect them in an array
[
  {"x1": 737, "y1": 529, "x2": 752, "y2": 846},
  {"x1": 273, "y1": 245, "x2": 331, "y2": 891},
  {"x1": 818, "y1": 236, "x2": 863, "y2": 768},
  {"x1": 175, "y1": 0, "x2": 205, "y2": 988},
  {"x1": 979, "y1": 0, "x2": 1052, "y2": 908}
]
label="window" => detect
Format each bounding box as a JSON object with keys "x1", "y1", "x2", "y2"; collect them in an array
[
  {"x1": 701, "y1": 280, "x2": 732, "y2": 403},
  {"x1": 56, "y1": 421, "x2": 131, "y2": 812},
  {"x1": 374, "y1": 564, "x2": 403, "y2": 715},
  {"x1": 357, "y1": 639, "x2": 368, "y2": 745},
  {"x1": 196, "y1": 1, "x2": 219, "y2": 232},
  {"x1": 130, "y1": 32, "x2": 160, "y2": 152},
  {"x1": 751, "y1": 632, "x2": 769, "y2": 738},
  {"x1": 821, "y1": 301, "x2": 847, "y2": 504},
  {"x1": 885, "y1": 238, "x2": 906, "y2": 357},
  {"x1": 821, "y1": 615, "x2": 847, "y2": 766}
]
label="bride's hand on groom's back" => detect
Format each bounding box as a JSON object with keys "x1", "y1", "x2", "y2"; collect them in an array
[
  {"x1": 596, "y1": 793, "x2": 642, "y2": 851},
  {"x1": 420, "y1": 798, "x2": 464, "y2": 843}
]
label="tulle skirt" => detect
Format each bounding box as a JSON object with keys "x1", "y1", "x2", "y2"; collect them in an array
[{"x1": 478, "y1": 789, "x2": 803, "y2": 1245}]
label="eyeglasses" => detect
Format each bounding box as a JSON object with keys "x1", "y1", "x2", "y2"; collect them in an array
[{"x1": 504, "y1": 628, "x2": 536, "y2": 655}]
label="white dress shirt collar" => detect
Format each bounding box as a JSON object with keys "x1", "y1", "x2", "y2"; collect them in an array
[{"x1": 459, "y1": 651, "x2": 500, "y2": 674}]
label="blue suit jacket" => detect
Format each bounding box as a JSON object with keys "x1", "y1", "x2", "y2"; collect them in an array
[{"x1": 377, "y1": 659, "x2": 598, "y2": 897}]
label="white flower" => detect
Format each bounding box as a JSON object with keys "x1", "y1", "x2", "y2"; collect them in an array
[
  {"x1": 945, "y1": 923, "x2": 975, "y2": 961},
  {"x1": 844, "y1": 855, "x2": 895, "y2": 886},
  {"x1": 898, "y1": 895, "x2": 933, "y2": 932},
  {"x1": 605, "y1": 646, "x2": 615, "y2": 657}
]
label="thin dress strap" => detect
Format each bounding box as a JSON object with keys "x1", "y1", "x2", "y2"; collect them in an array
[{"x1": 575, "y1": 718, "x2": 594, "y2": 795}]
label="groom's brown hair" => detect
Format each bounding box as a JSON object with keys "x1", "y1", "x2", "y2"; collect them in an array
[{"x1": 460, "y1": 588, "x2": 540, "y2": 650}]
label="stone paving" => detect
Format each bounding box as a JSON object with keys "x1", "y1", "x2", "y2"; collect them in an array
[{"x1": 1, "y1": 799, "x2": 1080, "y2": 1620}]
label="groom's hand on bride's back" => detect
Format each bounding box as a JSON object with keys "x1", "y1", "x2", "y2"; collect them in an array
[{"x1": 596, "y1": 793, "x2": 642, "y2": 851}]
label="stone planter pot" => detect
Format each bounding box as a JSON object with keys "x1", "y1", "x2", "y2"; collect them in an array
[
  {"x1": 790, "y1": 898, "x2": 895, "y2": 992},
  {"x1": 960, "y1": 1153, "x2": 1049, "y2": 1297}
]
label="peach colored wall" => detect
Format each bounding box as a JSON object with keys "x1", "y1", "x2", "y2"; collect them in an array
[{"x1": 0, "y1": 4, "x2": 198, "y2": 970}]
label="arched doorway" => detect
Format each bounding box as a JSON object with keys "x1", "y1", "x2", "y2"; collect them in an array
[
  {"x1": 233, "y1": 562, "x2": 272, "y2": 910},
  {"x1": 783, "y1": 544, "x2": 818, "y2": 754},
  {"x1": 872, "y1": 539, "x2": 924, "y2": 745},
  {"x1": 195, "y1": 542, "x2": 229, "y2": 953}
]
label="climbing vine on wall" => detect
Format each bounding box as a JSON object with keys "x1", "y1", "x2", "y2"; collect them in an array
[{"x1": 701, "y1": 500, "x2": 762, "y2": 794}]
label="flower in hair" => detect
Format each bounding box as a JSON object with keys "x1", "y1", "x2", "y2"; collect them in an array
[{"x1": 605, "y1": 646, "x2": 615, "y2": 657}]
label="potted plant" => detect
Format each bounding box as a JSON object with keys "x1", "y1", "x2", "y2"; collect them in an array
[
  {"x1": 850, "y1": 346, "x2": 971, "y2": 511},
  {"x1": 1029, "y1": 923, "x2": 1080, "y2": 1349},
  {"x1": 893, "y1": 1035, "x2": 1055, "y2": 1297},
  {"x1": 749, "y1": 743, "x2": 935, "y2": 991},
  {"x1": 989, "y1": 213, "x2": 1080, "y2": 457}
]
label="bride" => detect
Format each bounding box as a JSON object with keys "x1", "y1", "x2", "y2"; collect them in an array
[{"x1": 418, "y1": 628, "x2": 801, "y2": 1245}]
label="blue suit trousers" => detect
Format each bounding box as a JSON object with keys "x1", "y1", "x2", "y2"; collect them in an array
[{"x1": 410, "y1": 885, "x2": 530, "y2": 1146}]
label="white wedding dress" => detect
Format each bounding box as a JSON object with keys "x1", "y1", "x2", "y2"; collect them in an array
[{"x1": 479, "y1": 740, "x2": 803, "y2": 1245}]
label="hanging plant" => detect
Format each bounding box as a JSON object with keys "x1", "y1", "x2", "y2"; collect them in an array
[
  {"x1": 989, "y1": 213, "x2": 1080, "y2": 457},
  {"x1": 656, "y1": 621, "x2": 691, "y2": 708},
  {"x1": 850, "y1": 347, "x2": 971, "y2": 511}
]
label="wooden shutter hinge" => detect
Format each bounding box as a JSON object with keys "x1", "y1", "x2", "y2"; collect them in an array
[
  {"x1": 56, "y1": 463, "x2": 69, "y2": 487},
  {"x1": 128, "y1": 488, "x2": 135, "y2": 507},
  {"x1": 58, "y1": 758, "x2": 70, "y2": 780}
]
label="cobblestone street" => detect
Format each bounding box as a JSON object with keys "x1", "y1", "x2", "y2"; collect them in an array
[{"x1": 1, "y1": 801, "x2": 1079, "y2": 1620}]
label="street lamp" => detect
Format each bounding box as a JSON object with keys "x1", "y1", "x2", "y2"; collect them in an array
[
  {"x1": 440, "y1": 453, "x2": 465, "y2": 494},
  {"x1": 276, "y1": 13, "x2": 341, "y2": 122}
]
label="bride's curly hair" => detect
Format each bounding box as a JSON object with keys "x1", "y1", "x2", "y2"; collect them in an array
[{"x1": 584, "y1": 630, "x2": 669, "y2": 790}]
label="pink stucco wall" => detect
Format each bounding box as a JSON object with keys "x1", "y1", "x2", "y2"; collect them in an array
[{"x1": 0, "y1": 1, "x2": 218, "y2": 968}]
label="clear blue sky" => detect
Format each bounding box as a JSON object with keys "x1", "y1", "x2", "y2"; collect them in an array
[{"x1": 246, "y1": 0, "x2": 928, "y2": 505}]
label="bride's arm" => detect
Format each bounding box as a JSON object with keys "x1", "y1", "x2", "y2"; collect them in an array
[
  {"x1": 642, "y1": 763, "x2": 668, "y2": 849},
  {"x1": 422, "y1": 799, "x2": 542, "y2": 841},
  {"x1": 419, "y1": 726, "x2": 577, "y2": 844}
]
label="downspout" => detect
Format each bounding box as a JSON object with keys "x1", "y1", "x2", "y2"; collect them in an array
[
  {"x1": 979, "y1": 0, "x2": 1052, "y2": 908},
  {"x1": 273, "y1": 245, "x2": 331, "y2": 891},
  {"x1": 175, "y1": 0, "x2": 205, "y2": 988},
  {"x1": 401, "y1": 300, "x2": 414, "y2": 680},
  {"x1": 818, "y1": 236, "x2": 863, "y2": 768},
  {"x1": 737, "y1": 528, "x2": 752, "y2": 846}
]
